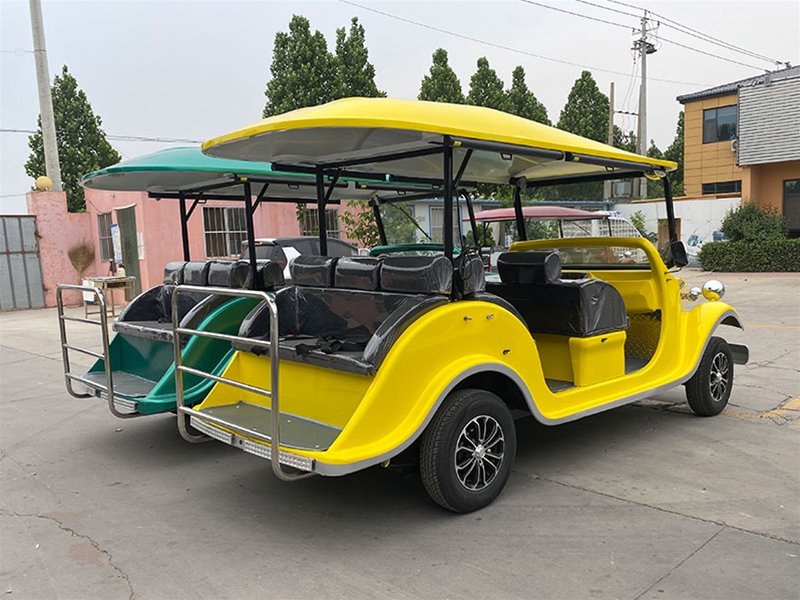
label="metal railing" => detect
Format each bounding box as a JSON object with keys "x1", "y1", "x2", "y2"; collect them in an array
[
  {"x1": 56, "y1": 284, "x2": 138, "y2": 418},
  {"x1": 171, "y1": 285, "x2": 313, "y2": 481}
]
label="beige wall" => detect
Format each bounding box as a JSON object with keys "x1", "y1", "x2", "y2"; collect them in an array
[
  {"x1": 742, "y1": 160, "x2": 800, "y2": 212},
  {"x1": 684, "y1": 94, "x2": 742, "y2": 197}
]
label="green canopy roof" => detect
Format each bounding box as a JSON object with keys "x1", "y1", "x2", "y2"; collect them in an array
[{"x1": 79, "y1": 146, "x2": 415, "y2": 201}]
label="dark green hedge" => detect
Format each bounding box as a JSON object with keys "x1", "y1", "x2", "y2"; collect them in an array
[{"x1": 699, "y1": 239, "x2": 800, "y2": 272}]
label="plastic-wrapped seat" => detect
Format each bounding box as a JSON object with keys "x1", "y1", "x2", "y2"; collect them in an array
[{"x1": 486, "y1": 251, "x2": 628, "y2": 337}]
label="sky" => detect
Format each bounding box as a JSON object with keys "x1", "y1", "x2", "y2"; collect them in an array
[{"x1": 1, "y1": 0, "x2": 798, "y2": 214}]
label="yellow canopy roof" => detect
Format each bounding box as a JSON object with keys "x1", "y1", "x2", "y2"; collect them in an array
[{"x1": 203, "y1": 98, "x2": 676, "y2": 186}]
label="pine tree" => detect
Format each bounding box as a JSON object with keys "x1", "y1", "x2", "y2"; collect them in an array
[
  {"x1": 335, "y1": 17, "x2": 385, "y2": 98},
  {"x1": 25, "y1": 65, "x2": 121, "y2": 212},
  {"x1": 418, "y1": 48, "x2": 465, "y2": 104},
  {"x1": 466, "y1": 57, "x2": 508, "y2": 111},
  {"x1": 262, "y1": 15, "x2": 337, "y2": 118},
  {"x1": 505, "y1": 66, "x2": 549, "y2": 125}
]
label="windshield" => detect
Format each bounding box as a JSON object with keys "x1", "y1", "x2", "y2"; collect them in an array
[{"x1": 536, "y1": 245, "x2": 650, "y2": 269}]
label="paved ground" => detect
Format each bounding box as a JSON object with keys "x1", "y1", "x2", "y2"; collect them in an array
[{"x1": 1, "y1": 270, "x2": 798, "y2": 600}]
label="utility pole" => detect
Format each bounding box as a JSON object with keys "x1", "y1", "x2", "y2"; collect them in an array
[
  {"x1": 29, "y1": 0, "x2": 62, "y2": 191},
  {"x1": 604, "y1": 81, "x2": 615, "y2": 202},
  {"x1": 633, "y1": 11, "x2": 656, "y2": 199}
]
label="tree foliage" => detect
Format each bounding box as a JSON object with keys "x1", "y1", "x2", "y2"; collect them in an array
[
  {"x1": 557, "y1": 70, "x2": 609, "y2": 143},
  {"x1": 335, "y1": 17, "x2": 385, "y2": 98},
  {"x1": 262, "y1": 15, "x2": 338, "y2": 117},
  {"x1": 664, "y1": 111, "x2": 684, "y2": 196},
  {"x1": 418, "y1": 48, "x2": 465, "y2": 104},
  {"x1": 466, "y1": 57, "x2": 508, "y2": 111},
  {"x1": 25, "y1": 65, "x2": 121, "y2": 212},
  {"x1": 505, "y1": 66, "x2": 550, "y2": 125}
]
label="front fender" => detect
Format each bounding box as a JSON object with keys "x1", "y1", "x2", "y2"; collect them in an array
[{"x1": 680, "y1": 301, "x2": 747, "y2": 379}]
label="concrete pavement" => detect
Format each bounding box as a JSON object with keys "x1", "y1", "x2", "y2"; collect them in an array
[{"x1": 1, "y1": 270, "x2": 798, "y2": 600}]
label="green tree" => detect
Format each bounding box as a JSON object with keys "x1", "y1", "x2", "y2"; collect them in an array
[
  {"x1": 340, "y1": 201, "x2": 381, "y2": 248},
  {"x1": 613, "y1": 126, "x2": 636, "y2": 153},
  {"x1": 335, "y1": 17, "x2": 385, "y2": 98},
  {"x1": 557, "y1": 70, "x2": 609, "y2": 143},
  {"x1": 505, "y1": 66, "x2": 550, "y2": 125},
  {"x1": 541, "y1": 71, "x2": 610, "y2": 201},
  {"x1": 664, "y1": 111, "x2": 684, "y2": 196},
  {"x1": 466, "y1": 57, "x2": 508, "y2": 111},
  {"x1": 645, "y1": 140, "x2": 667, "y2": 199},
  {"x1": 418, "y1": 48, "x2": 465, "y2": 104},
  {"x1": 720, "y1": 203, "x2": 788, "y2": 242},
  {"x1": 25, "y1": 66, "x2": 120, "y2": 212},
  {"x1": 262, "y1": 15, "x2": 337, "y2": 118}
]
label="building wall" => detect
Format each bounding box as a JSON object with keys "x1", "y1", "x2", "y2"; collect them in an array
[
  {"x1": 742, "y1": 160, "x2": 800, "y2": 211},
  {"x1": 684, "y1": 93, "x2": 742, "y2": 197},
  {"x1": 25, "y1": 191, "x2": 92, "y2": 307}
]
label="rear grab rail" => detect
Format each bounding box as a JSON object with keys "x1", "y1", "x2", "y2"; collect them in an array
[
  {"x1": 56, "y1": 284, "x2": 137, "y2": 419},
  {"x1": 171, "y1": 285, "x2": 312, "y2": 482}
]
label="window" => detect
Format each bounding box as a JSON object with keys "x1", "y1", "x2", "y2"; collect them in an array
[
  {"x1": 784, "y1": 179, "x2": 800, "y2": 234},
  {"x1": 299, "y1": 209, "x2": 340, "y2": 239},
  {"x1": 97, "y1": 212, "x2": 114, "y2": 261},
  {"x1": 703, "y1": 105, "x2": 737, "y2": 143},
  {"x1": 701, "y1": 180, "x2": 742, "y2": 195},
  {"x1": 203, "y1": 206, "x2": 246, "y2": 258},
  {"x1": 430, "y1": 206, "x2": 462, "y2": 244}
]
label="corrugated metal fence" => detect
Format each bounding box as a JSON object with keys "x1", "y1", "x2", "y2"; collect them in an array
[{"x1": 0, "y1": 216, "x2": 45, "y2": 310}]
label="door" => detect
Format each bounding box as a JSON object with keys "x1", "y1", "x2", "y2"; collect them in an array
[
  {"x1": 0, "y1": 216, "x2": 45, "y2": 310},
  {"x1": 115, "y1": 205, "x2": 141, "y2": 299}
]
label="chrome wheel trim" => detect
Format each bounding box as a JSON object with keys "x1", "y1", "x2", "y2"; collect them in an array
[
  {"x1": 709, "y1": 352, "x2": 730, "y2": 402},
  {"x1": 454, "y1": 415, "x2": 505, "y2": 491}
]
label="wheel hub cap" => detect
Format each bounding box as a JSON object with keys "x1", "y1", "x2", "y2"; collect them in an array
[{"x1": 454, "y1": 415, "x2": 505, "y2": 491}]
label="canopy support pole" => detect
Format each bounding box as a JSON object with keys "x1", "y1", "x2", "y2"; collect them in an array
[
  {"x1": 372, "y1": 200, "x2": 388, "y2": 246},
  {"x1": 443, "y1": 140, "x2": 454, "y2": 260},
  {"x1": 315, "y1": 167, "x2": 328, "y2": 256},
  {"x1": 242, "y1": 180, "x2": 258, "y2": 289},
  {"x1": 178, "y1": 192, "x2": 190, "y2": 261},
  {"x1": 513, "y1": 186, "x2": 526, "y2": 242}
]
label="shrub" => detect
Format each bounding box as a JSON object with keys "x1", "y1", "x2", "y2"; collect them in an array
[
  {"x1": 698, "y1": 239, "x2": 800, "y2": 272},
  {"x1": 720, "y1": 203, "x2": 788, "y2": 242}
]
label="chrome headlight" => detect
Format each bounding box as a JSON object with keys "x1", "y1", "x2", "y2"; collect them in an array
[{"x1": 702, "y1": 280, "x2": 725, "y2": 301}]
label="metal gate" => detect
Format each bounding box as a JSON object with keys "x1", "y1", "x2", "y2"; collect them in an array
[{"x1": 0, "y1": 216, "x2": 45, "y2": 310}]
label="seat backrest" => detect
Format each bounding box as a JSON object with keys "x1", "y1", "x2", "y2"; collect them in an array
[
  {"x1": 208, "y1": 260, "x2": 250, "y2": 288},
  {"x1": 291, "y1": 255, "x2": 337, "y2": 287},
  {"x1": 163, "y1": 261, "x2": 188, "y2": 285},
  {"x1": 334, "y1": 256, "x2": 382, "y2": 291},
  {"x1": 380, "y1": 255, "x2": 452, "y2": 295},
  {"x1": 183, "y1": 261, "x2": 212, "y2": 286},
  {"x1": 453, "y1": 253, "x2": 486, "y2": 297},
  {"x1": 497, "y1": 251, "x2": 561, "y2": 285}
]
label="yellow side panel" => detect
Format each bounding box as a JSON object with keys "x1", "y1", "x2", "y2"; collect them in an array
[
  {"x1": 569, "y1": 331, "x2": 626, "y2": 387},
  {"x1": 196, "y1": 351, "x2": 371, "y2": 429},
  {"x1": 532, "y1": 334, "x2": 573, "y2": 382}
]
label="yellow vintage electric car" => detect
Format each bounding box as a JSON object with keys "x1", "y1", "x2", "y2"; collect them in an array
[{"x1": 175, "y1": 98, "x2": 748, "y2": 513}]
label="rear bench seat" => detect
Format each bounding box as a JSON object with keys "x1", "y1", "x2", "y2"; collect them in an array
[
  {"x1": 485, "y1": 251, "x2": 628, "y2": 337},
  {"x1": 234, "y1": 253, "x2": 486, "y2": 375},
  {"x1": 112, "y1": 259, "x2": 284, "y2": 343}
]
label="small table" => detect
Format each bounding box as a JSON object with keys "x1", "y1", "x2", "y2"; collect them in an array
[{"x1": 84, "y1": 276, "x2": 136, "y2": 318}]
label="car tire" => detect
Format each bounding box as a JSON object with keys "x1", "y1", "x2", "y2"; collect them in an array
[
  {"x1": 686, "y1": 337, "x2": 733, "y2": 417},
  {"x1": 419, "y1": 388, "x2": 516, "y2": 513}
]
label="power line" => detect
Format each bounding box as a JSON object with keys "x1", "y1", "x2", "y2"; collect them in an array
[
  {"x1": 572, "y1": 0, "x2": 639, "y2": 19},
  {"x1": 656, "y1": 34, "x2": 764, "y2": 71},
  {"x1": 0, "y1": 128, "x2": 202, "y2": 144},
  {"x1": 337, "y1": 0, "x2": 711, "y2": 86},
  {"x1": 518, "y1": 0, "x2": 633, "y2": 30},
  {"x1": 602, "y1": 0, "x2": 785, "y2": 66}
]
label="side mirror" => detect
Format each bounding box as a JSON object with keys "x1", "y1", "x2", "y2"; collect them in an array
[{"x1": 662, "y1": 240, "x2": 689, "y2": 268}]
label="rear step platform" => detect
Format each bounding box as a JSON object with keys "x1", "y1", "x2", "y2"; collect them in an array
[{"x1": 192, "y1": 401, "x2": 341, "y2": 451}]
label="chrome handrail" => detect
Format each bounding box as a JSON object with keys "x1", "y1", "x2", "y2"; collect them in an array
[
  {"x1": 56, "y1": 284, "x2": 137, "y2": 419},
  {"x1": 171, "y1": 285, "x2": 311, "y2": 481}
]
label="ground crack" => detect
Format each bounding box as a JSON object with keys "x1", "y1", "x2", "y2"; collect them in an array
[
  {"x1": 632, "y1": 527, "x2": 724, "y2": 600},
  {"x1": 0, "y1": 509, "x2": 135, "y2": 600},
  {"x1": 515, "y1": 472, "x2": 800, "y2": 546}
]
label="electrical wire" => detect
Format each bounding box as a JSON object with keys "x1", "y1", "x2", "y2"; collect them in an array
[
  {"x1": 572, "y1": 0, "x2": 639, "y2": 19},
  {"x1": 518, "y1": 0, "x2": 633, "y2": 30},
  {"x1": 602, "y1": 0, "x2": 785, "y2": 66},
  {"x1": 656, "y1": 35, "x2": 764, "y2": 71},
  {"x1": 336, "y1": 0, "x2": 711, "y2": 86},
  {"x1": 0, "y1": 128, "x2": 202, "y2": 144}
]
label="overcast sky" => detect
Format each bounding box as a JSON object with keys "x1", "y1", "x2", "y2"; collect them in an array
[{"x1": 1, "y1": 0, "x2": 798, "y2": 214}]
